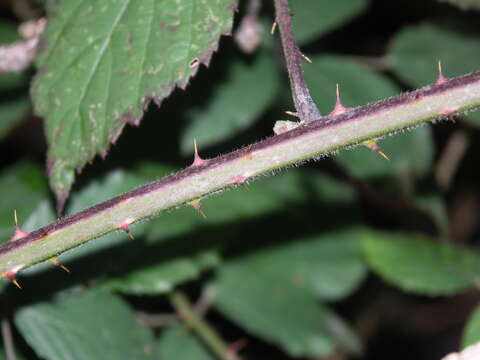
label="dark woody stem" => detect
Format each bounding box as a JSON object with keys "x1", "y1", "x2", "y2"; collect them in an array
[{"x1": 273, "y1": 0, "x2": 321, "y2": 121}]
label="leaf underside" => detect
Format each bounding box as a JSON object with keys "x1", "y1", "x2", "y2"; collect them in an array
[{"x1": 32, "y1": 0, "x2": 236, "y2": 211}]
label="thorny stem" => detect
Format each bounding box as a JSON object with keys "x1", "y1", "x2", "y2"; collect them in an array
[
  {"x1": 169, "y1": 291, "x2": 238, "y2": 360},
  {"x1": 273, "y1": 0, "x2": 321, "y2": 121},
  {"x1": 1, "y1": 71, "x2": 480, "y2": 277}
]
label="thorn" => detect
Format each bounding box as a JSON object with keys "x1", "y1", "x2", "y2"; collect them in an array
[
  {"x1": 48, "y1": 257, "x2": 71, "y2": 273},
  {"x1": 11, "y1": 210, "x2": 29, "y2": 241},
  {"x1": 3, "y1": 272, "x2": 22, "y2": 289},
  {"x1": 436, "y1": 60, "x2": 447, "y2": 85},
  {"x1": 191, "y1": 139, "x2": 206, "y2": 167},
  {"x1": 330, "y1": 84, "x2": 347, "y2": 115},
  {"x1": 270, "y1": 21, "x2": 277, "y2": 35},
  {"x1": 285, "y1": 111, "x2": 298, "y2": 117},
  {"x1": 300, "y1": 53, "x2": 312, "y2": 63},
  {"x1": 120, "y1": 223, "x2": 135, "y2": 240},
  {"x1": 230, "y1": 175, "x2": 250, "y2": 189},
  {"x1": 11, "y1": 278, "x2": 22, "y2": 289},
  {"x1": 363, "y1": 140, "x2": 390, "y2": 160},
  {"x1": 189, "y1": 199, "x2": 206, "y2": 219}
]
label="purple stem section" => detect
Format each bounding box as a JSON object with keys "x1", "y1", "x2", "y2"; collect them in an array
[{"x1": 273, "y1": 0, "x2": 321, "y2": 121}]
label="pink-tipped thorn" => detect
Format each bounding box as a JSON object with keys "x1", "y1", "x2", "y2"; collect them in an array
[
  {"x1": 189, "y1": 199, "x2": 207, "y2": 219},
  {"x1": 49, "y1": 257, "x2": 71, "y2": 273},
  {"x1": 11, "y1": 210, "x2": 29, "y2": 241},
  {"x1": 120, "y1": 223, "x2": 135, "y2": 240},
  {"x1": 330, "y1": 84, "x2": 347, "y2": 116},
  {"x1": 191, "y1": 139, "x2": 206, "y2": 167},
  {"x1": 363, "y1": 140, "x2": 390, "y2": 161},
  {"x1": 436, "y1": 60, "x2": 447, "y2": 85}
]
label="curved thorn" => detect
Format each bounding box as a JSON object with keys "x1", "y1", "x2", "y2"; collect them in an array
[{"x1": 119, "y1": 224, "x2": 135, "y2": 240}]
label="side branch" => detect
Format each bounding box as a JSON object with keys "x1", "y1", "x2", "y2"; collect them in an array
[
  {"x1": 273, "y1": 0, "x2": 321, "y2": 121},
  {"x1": 1, "y1": 72, "x2": 480, "y2": 277}
]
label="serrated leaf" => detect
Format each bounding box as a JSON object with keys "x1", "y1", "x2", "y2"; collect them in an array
[
  {"x1": 389, "y1": 24, "x2": 480, "y2": 127},
  {"x1": 438, "y1": 0, "x2": 480, "y2": 9},
  {"x1": 290, "y1": 0, "x2": 368, "y2": 45},
  {"x1": 157, "y1": 326, "x2": 214, "y2": 360},
  {"x1": 463, "y1": 305, "x2": 480, "y2": 348},
  {"x1": 180, "y1": 50, "x2": 280, "y2": 154},
  {"x1": 362, "y1": 230, "x2": 480, "y2": 295},
  {"x1": 32, "y1": 0, "x2": 236, "y2": 208},
  {"x1": 14, "y1": 290, "x2": 155, "y2": 360}
]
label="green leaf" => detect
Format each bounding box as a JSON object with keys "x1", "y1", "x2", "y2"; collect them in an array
[
  {"x1": 389, "y1": 24, "x2": 480, "y2": 127},
  {"x1": 104, "y1": 250, "x2": 220, "y2": 295},
  {"x1": 157, "y1": 326, "x2": 214, "y2": 360},
  {"x1": 214, "y1": 269, "x2": 334, "y2": 357},
  {"x1": 390, "y1": 25, "x2": 480, "y2": 87},
  {"x1": 180, "y1": 50, "x2": 280, "y2": 154},
  {"x1": 0, "y1": 96, "x2": 29, "y2": 140},
  {"x1": 304, "y1": 55, "x2": 400, "y2": 114},
  {"x1": 32, "y1": 0, "x2": 236, "y2": 207},
  {"x1": 218, "y1": 229, "x2": 366, "y2": 301},
  {"x1": 362, "y1": 230, "x2": 480, "y2": 295},
  {"x1": 438, "y1": 0, "x2": 480, "y2": 9},
  {"x1": 290, "y1": 0, "x2": 368, "y2": 45},
  {"x1": 462, "y1": 304, "x2": 480, "y2": 348},
  {"x1": 14, "y1": 290, "x2": 155, "y2": 360},
  {"x1": 212, "y1": 229, "x2": 367, "y2": 357}
]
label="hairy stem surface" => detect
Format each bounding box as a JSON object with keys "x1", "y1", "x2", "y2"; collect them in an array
[{"x1": 1, "y1": 72, "x2": 480, "y2": 277}]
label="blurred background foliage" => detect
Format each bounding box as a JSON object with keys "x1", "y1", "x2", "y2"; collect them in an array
[{"x1": 1, "y1": 0, "x2": 480, "y2": 359}]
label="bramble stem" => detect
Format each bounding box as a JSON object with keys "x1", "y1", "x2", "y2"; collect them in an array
[
  {"x1": 1, "y1": 72, "x2": 480, "y2": 277},
  {"x1": 273, "y1": 0, "x2": 321, "y2": 121}
]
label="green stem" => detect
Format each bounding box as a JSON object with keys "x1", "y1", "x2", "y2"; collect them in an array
[
  {"x1": 1, "y1": 71, "x2": 480, "y2": 277},
  {"x1": 169, "y1": 291, "x2": 237, "y2": 360}
]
